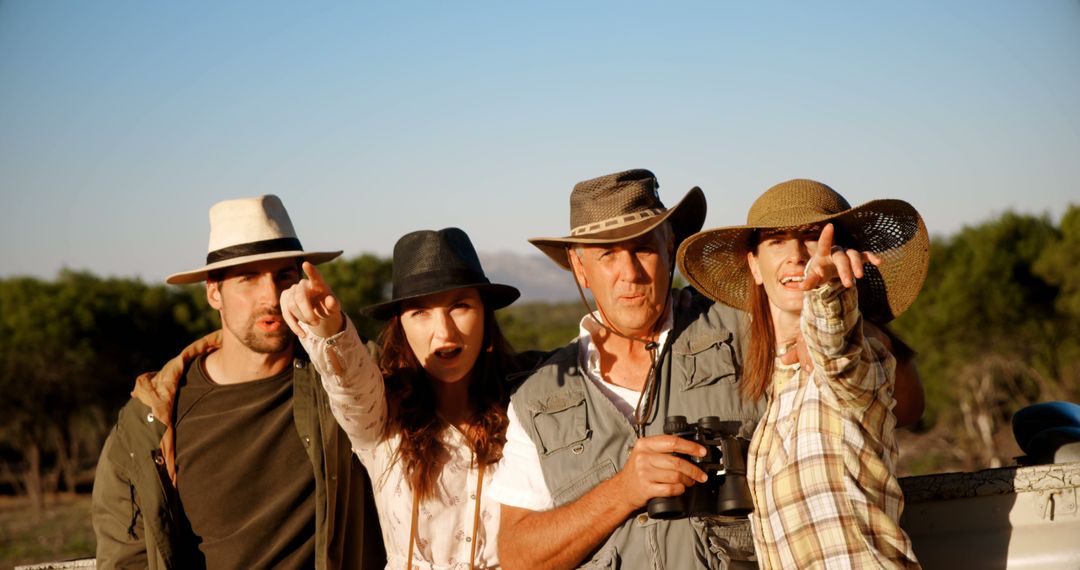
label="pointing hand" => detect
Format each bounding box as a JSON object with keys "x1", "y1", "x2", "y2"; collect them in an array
[
  {"x1": 801, "y1": 223, "x2": 882, "y2": 290},
  {"x1": 281, "y1": 261, "x2": 344, "y2": 338}
]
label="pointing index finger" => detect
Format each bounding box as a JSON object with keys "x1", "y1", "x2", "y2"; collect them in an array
[
  {"x1": 302, "y1": 261, "x2": 327, "y2": 291},
  {"x1": 816, "y1": 223, "x2": 835, "y2": 259}
]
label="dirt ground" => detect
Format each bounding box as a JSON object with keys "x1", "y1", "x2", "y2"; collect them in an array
[{"x1": 0, "y1": 494, "x2": 94, "y2": 570}]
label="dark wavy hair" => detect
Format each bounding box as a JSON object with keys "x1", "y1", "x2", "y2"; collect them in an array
[{"x1": 376, "y1": 300, "x2": 517, "y2": 502}]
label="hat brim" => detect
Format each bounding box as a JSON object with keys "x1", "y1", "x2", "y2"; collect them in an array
[
  {"x1": 360, "y1": 282, "x2": 521, "y2": 321},
  {"x1": 677, "y1": 199, "x2": 929, "y2": 323},
  {"x1": 529, "y1": 186, "x2": 707, "y2": 270},
  {"x1": 166, "y1": 250, "x2": 343, "y2": 285}
]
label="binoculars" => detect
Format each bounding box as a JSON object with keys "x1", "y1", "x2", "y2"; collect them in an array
[{"x1": 646, "y1": 415, "x2": 754, "y2": 520}]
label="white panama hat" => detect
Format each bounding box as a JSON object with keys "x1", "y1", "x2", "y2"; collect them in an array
[{"x1": 166, "y1": 194, "x2": 341, "y2": 285}]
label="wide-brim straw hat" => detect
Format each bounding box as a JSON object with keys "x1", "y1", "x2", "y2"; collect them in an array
[
  {"x1": 362, "y1": 227, "x2": 520, "y2": 320},
  {"x1": 677, "y1": 179, "x2": 929, "y2": 323},
  {"x1": 166, "y1": 194, "x2": 342, "y2": 285},
  {"x1": 529, "y1": 169, "x2": 707, "y2": 270}
]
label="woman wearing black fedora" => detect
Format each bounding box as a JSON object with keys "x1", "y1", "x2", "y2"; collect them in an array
[
  {"x1": 678, "y1": 179, "x2": 927, "y2": 569},
  {"x1": 280, "y1": 227, "x2": 533, "y2": 570}
]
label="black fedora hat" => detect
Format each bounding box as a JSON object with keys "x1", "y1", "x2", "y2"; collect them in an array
[{"x1": 361, "y1": 227, "x2": 521, "y2": 320}]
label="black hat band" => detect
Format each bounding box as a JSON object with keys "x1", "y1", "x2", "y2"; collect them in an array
[{"x1": 206, "y1": 237, "x2": 304, "y2": 265}]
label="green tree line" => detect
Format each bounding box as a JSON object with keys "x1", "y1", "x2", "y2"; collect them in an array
[
  {"x1": 2, "y1": 207, "x2": 1078, "y2": 515},
  {"x1": 892, "y1": 205, "x2": 1080, "y2": 472}
]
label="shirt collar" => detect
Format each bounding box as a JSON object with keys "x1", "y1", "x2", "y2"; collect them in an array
[{"x1": 575, "y1": 298, "x2": 674, "y2": 386}]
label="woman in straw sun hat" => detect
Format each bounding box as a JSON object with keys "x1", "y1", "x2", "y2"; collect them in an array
[
  {"x1": 677, "y1": 179, "x2": 929, "y2": 569},
  {"x1": 280, "y1": 227, "x2": 539, "y2": 570}
]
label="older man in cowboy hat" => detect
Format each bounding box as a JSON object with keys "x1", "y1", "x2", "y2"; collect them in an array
[
  {"x1": 91, "y1": 195, "x2": 384, "y2": 569},
  {"x1": 489, "y1": 169, "x2": 766, "y2": 569}
]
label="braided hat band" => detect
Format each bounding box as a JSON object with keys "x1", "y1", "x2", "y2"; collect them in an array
[{"x1": 530, "y1": 169, "x2": 706, "y2": 270}]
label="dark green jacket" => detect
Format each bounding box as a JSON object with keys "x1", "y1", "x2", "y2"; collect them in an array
[
  {"x1": 511, "y1": 295, "x2": 765, "y2": 569},
  {"x1": 91, "y1": 357, "x2": 384, "y2": 570}
]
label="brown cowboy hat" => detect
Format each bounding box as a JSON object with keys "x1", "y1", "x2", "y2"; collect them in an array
[
  {"x1": 529, "y1": 169, "x2": 707, "y2": 270},
  {"x1": 677, "y1": 179, "x2": 930, "y2": 323},
  {"x1": 361, "y1": 227, "x2": 520, "y2": 320},
  {"x1": 166, "y1": 194, "x2": 341, "y2": 285}
]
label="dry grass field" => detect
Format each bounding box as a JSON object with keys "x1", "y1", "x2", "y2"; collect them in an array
[{"x1": 0, "y1": 494, "x2": 94, "y2": 570}]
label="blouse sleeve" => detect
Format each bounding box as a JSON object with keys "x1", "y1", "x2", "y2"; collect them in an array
[
  {"x1": 801, "y1": 280, "x2": 895, "y2": 410},
  {"x1": 299, "y1": 317, "x2": 388, "y2": 450}
]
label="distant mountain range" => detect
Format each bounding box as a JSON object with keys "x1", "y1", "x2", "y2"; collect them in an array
[{"x1": 477, "y1": 251, "x2": 580, "y2": 304}]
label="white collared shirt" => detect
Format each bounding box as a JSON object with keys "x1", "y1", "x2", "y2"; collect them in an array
[{"x1": 488, "y1": 307, "x2": 673, "y2": 511}]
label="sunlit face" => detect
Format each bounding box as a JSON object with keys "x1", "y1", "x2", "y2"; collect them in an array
[
  {"x1": 207, "y1": 257, "x2": 302, "y2": 355},
  {"x1": 569, "y1": 226, "x2": 673, "y2": 338},
  {"x1": 399, "y1": 288, "x2": 485, "y2": 385},
  {"x1": 747, "y1": 227, "x2": 821, "y2": 319}
]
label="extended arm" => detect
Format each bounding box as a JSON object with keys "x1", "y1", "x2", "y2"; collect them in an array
[
  {"x1": 801, "y1": 224, "x2": 887, "y2": 408},
  {"x1": 781, "y1": 316, "x2": 924, "y2": 425},
  {"x1": 281, "y1": 262, "x2": 388, "y2": 449}
]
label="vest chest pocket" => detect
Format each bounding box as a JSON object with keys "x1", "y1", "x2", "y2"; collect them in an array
[
  {"x1": 528, "y1": 390, "x2": 589, "y2": 456},
  {"x1": 672, "y1": 334, "x2": 738, "y2": 391}
]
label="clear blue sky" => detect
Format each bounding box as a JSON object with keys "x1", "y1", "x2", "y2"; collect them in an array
[{"x1": 2, "y1": 1, "x2": 1078, "y2": 283}]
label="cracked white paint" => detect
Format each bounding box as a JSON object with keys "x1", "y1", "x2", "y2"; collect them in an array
[{"x1": 901, "y1": 461, "x2": 1080, "y2": 568}]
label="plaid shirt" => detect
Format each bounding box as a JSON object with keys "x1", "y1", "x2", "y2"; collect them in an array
[{"x1": 747, "y1": 281, "x2": 919, "y2": 569}]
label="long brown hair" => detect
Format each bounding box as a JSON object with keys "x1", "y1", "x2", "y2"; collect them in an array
[
  {"x1": 377, "y1": 301, "x2": 517, "y2": 501},
  {"x1": 742, "y1": 270, "x2": 775, "y2": 402}
]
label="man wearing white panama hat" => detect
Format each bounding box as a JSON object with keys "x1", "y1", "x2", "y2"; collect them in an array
[{"x1": 92, "y1": 195, "x2": 384, "y2": 569}]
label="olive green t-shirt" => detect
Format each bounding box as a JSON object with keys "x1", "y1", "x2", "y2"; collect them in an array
[{"x1": 174, "y1": 355, "x2": 316, "y2": 569}]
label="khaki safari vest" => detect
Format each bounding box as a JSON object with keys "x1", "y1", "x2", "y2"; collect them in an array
[{"x1": 510, "y1": 295, "x2": 766, "y2": 569}]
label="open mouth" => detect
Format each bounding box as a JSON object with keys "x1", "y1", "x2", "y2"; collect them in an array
[
  {"x1": 434, "y1": 347, "x2": 463, "y2": 359},
  {"x1": 257, "y1": 313, "x2": 285, "y2": 332},
  {"x1": 779, "y1": 275, "x2": 805, "y2": 290}
]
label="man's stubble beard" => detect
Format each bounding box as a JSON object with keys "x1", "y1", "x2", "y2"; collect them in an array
[{"x1": 225, "y1": 307, "x2": 294, "y2": 355}]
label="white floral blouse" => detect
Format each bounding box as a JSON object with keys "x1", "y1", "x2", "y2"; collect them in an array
[{"x1": 300, "y1": 319, "x2": 500, "y2": 570}]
